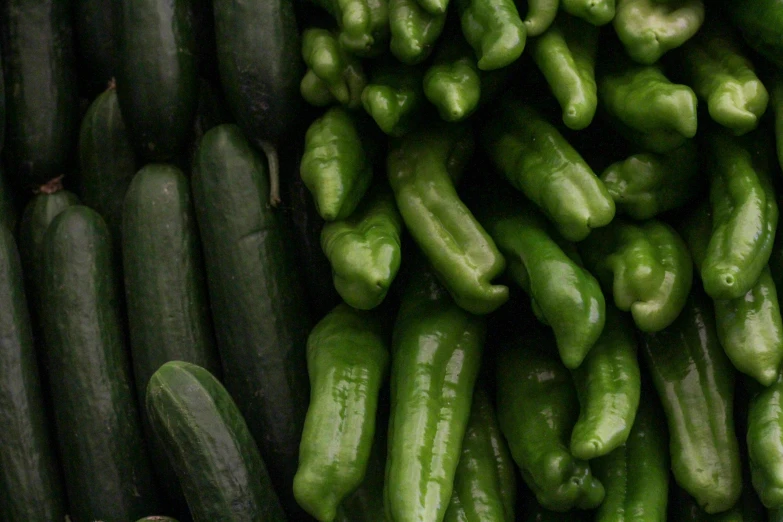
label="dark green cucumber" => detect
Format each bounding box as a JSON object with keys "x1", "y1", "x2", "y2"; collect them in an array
[
  {"x1": 0, "y1": 226, "x2": 67, "y2": 521},
  {"x1": 213, "y1": 0, "x2": 302, "y2": 205},
  {"x1": 41, "y1": 205, "x2": 161, "y2": 521},
  {"x1": 136, "y1": 518, "x2": 180, "y2": 522},
  {"x1": 115, "y1": 0, "x2": 197, "y2": 162},
  {"x1": 192, "y1": 124, "x2": 312, "y2": 518},
  {"x1": 73, "y1": 0, "x2": 117, "y2": 96},
  {"x1": 0, "y1": 0, "x2": 79, "y2": 188},
  {"x1": 146, "y1": 361, "x2": 286, "y2": 521},
  {"x1": 0, "y1": 166, "x2": 16, "y2": 233},
  {"x1": 78, "y1": 83, "x2": 137, "y2": 247}
]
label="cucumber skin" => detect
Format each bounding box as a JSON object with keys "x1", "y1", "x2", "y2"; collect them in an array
[
  {"x1": 0, "y1": 225, "x2": 67, "y2": 522},
  {"x1": 41, "y1": 205, "x2": 161, "y2": 522}
]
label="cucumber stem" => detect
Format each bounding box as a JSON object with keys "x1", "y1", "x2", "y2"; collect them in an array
[{"x1": 260, "y1": 141, "x2": 281, "y2": 207}]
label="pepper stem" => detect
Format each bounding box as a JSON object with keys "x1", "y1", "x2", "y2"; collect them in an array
[{"x1": 260, "y1": 141, "x2": 281, "y2": 207}]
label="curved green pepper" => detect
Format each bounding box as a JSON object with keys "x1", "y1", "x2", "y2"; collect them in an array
[
  {"x1": 580, "y1": 218, "x2": 693, "y2": 332},
  {"x1": 475, "y1": 189, "x2": 605, "y2": 370},
  {"x1": 305, "y1": 0, "x2": 389, "y2": 56},
  {"x1": 293, "y1": 303, "x2": 389, "y2": 522},
  {"x1": 456, "y1": 0, "x2": 526, "y2": 70},
  {"x1": 613, "y1": 0, "x2": 704, "y2": 64},
  {"x1": 523, "y1": 0, "x2": 559, "y2": 36},
  {"x1": 592, "y1": 391, "x2": 669, "y2": 522},
  {"x1": 301, "y1": 28, "x2": 367, "y2": 109},
  {"x1": 389, "y1": 0, "x2": 447, "y2": 64},
  {"x1": 530, "y1": 13, "x2": 598, "y2": 130},
  {"x1": 321, "y1": 186, "x2": 403, "y2": 310},
  {"x1": 443, "y1": 387, "x2": 517, "y2": 522},
  {"x1": 423, "y1": 36, "x2": 483, "y2": 122},
  {"x1": 570, "y1": 306, "x2": 641, "y2": 460},
  {"x1": 496, "y1": 327, "x2": 605, "y2": 512},
  {"x1": 748, "y1": 374, "x2": 783, "y2": 510},
  {"x1": 482, "y1": 96, "x2": 615, "y2": 242},
  {"x1": 702, "y1": 128, "x2": 778, "y2": 301},
  {"x1": 561, "y1": 0, "x2": 614, "y2": 26},
  {"x1": 387, "y1": 120, "x2": 509, "y2": 315},
  {"x1": 385, "y1": 267, "x2": 485, "y2": 522},
  {"x1": 678, "y1": 19, "x2": 769, "y2": 136},
  {"x1": 301, "y1": 107, "x2": 374, "y2": 221},
  {"x1": 600, "y1": 140, "x2": 699, "y2": 220},
  {"x1": 361, "y1": 60, "x2": 425, "y2": 137},
  {"x1": 641, "y1": 290, "x2": 742, "y2": 514},
  {"x1": 598, "y1": 62, "x2": 698, "y2": 153}
]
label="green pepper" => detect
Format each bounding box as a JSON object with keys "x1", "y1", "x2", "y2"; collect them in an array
[
  {"x1": 482, "y1": 96, "x2": 615, "y2": 242},
  {"x1": 522, "y1": 0, "x2": 559, "y2": 36},
  {"x1": 334, "y1": 426, "x2": 387, "y2": 522},
  {"x1": 305, "y1": 0, "x2": 389, "y2": 56},
  {"x1": 592, "y1": 390, "x2": 669, "y2": 522},
  {"x1": 301, "y1": 28, "x2": 367, "y2": 110},
  {"x1": 669, "y1": 482, "x2": 765, "y2": 521},
  {"x1": 561, "y1": 0, "x2": 614, "y2": 26},
  {"x1": 722, "y1": 0, "x2": 783, "y2": 71},
  {"x1": 384, "y1": 267, "x2": 485, "y2": 522},
  {"x1": 496, "y1": 326, "x2": 605, "y2": 512},
  {"x1": 389, "y1": 0, "x2": 447, "y2": 64},
  {"x1": 570, "y1": 306, "x2": 641, "y2": 460},
  {"x1": 475, "y1": 188, "x2": 605, "y2": 370},
  {"x1": 748, "y1": 373, "x2": 783, "y2": 510},
  {"x1": 774, "y1": 508, "x2": 783, "y2": 521},
  {"x1": 613, "y1": 0, "x2": 704, "y2": 64},
  {"x1": 530, "y1": 13, "x2": 598, "y2": 130},
  {"x1": 442, "y1": 387, "x2": 517, "y2": 522},
  {"x1": 600, "y1": 140, "x2": 699, "y2": 220},
  {"x1": 641, "y1": 290, "x2": 742, "y2": 514},
  {"x1": 580, "y1": 218, "x2": 693, "y2": 333},
  {"x1": 598, "y1": 61, "x2": 698, "y2": 153},
  {"x1": 320, "y1": 186, "x2": 403, "y2": 310},
  {"x1": 387, "y1": 120, "x2": 509, "y2": 315},
  {"x1": 301, "y1": 107, "x2": 374, "y2": 221},
  {"x1": 423, "y1": 35, "x2": 483, "y2": 122},
  {"x1": 678, "y1": 18, "x2": 769, "y2": 136},
  {"x1": 456, "y1": 0, "x2": 526, "y2": 70},
  {"x1": 361, "y1": 60, "x2": 425, "y2": 137},
  {"x1": 293, "y1": 303, "x2": 389, "y2": 522},
  {"x1": 701, "y1": 128, "x2": 778, "y2": 301}
]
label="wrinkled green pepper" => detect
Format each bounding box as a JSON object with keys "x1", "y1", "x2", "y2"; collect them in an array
[
  {"x1": 523, "y1": 0, "x2": 559, "y2": 36},
  {"x1": 600, "y1": 140, "x2": 699, "y2": 220},
  {"x1": 613, "y1": 0, "x2": 704, "y2": 64},
  {"x1": 361, "y1": 60, "x2": 425, "y2": 137},
  {"x1": 301, "y1": 28, "x2": 367, "y2": 109},
  {"x1": 678, "y1": 19, "x2": 769, "y2": 136},
  {"x1": 443, "y1": 387, "x2": 517, "y2": 522},
  {"x1": 701, "y1": 128, "x2": 778, "y2": 301},
  {"x1": 482, "y1": 96, "x2": 615, "y2": 242},
  {"x1": 456, "y1": 0, "x2": 526, "y2": 70},
  {"x1": 385, "y1": 267, "x2": 485, "y2": 522},
  {"x1": 561, "y1": 0, "x2": 614, "y2": 26},
  {"x1": 293, "y1": 304, "x2": 389, "y2": 522},
  {"x1": 496, "y1": 327, "x2": 605, "y2": 512},
  {"x1": 423, "y1": 36, "x2": 483, "y2": 122},
  {"x1": 642, "y1": 290, "x2": 742, "y2": 514},
  {"x1": 305, "y1": 0, "x2": 389, "y2": 56},
  {"x1": 530, "y1": 13, "x2": 598, "y2": 130},
  {"x1": 598, "y1": 62, "x2": 698, "y2": 153},
  {"x1": 580, "y1": 218, "x2": 693, "y2": 333},
  {"x1": 389, "y1": 0, "x2": 447, "y2": 64},
  {"x1": 748, "y1": 373, "x2": 783, "y2": 510},
  {"x1": 301, "y1": 107, "x2": 374, "y2": 221},
  {"x1": 475, "y1": 188, "x2": 605, "y2": 370},
  {"x1": 387, "y1": 121, "x2": 509, "y2": 315},
  {"x1": 570, "y1": 306, "x2": 641, "y2": 460}
]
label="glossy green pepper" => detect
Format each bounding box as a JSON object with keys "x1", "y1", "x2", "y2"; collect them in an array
[
  {"x1": 561, "y1": 0, "x2": 614, "y2": 26},
  {"x1": 570, "y1": 306, "x2": 641, "y2": 460},
  {"x1": 482, "y1": 95, "x2": 615, "y2": 242},
  {"x1": 496, "y1": 326, "x2": 606, "y2": 512},
  {"x1": 592, "y1": 391, "x2": 669, "y2": 522},
  {"x1": 642, "y1": 290, "x2": 742, "y2": 514},
  {"x1": 580, "y1": 218, "x2": 693, "y2": 332},
  {"x1": 389, "y1": 0, "x2": 447, "y2": 64},
  {"x1": 301, "y1": 28, "x2": 367, "y2": 109},
  {"x1": 385, "y1": 267, "x2": 485, "y2": 522},
  {"x1": 678, "y1": 19, "x2": 769, "y2": 136},
  {"x1": 522, "y1": 0, "x2": 559, "y2": 36},
  {"x1": 443, "y1": 387, "x2": 517, "y2": 522},
  {"x1": 701, "y1": 128, "x2": 778, "y2": 301},
  {"x1": 387, "y1": 120, "x2": 509, "y2": 315},
  {"x1": 748, "y1": 373, "x2": 783, "y2": 509},
  {"x1": 598, "y1": 61, "x2": 698, "y2": 153},
  {"x1": 320, "y1": 186, "x2": 403, "y2": 310},
  {"x1": 305, "y1": 0, "x2": 389, "y2": 56},
  {"x1": 613, "y1": 0, "x2": 704, "y2": 64},
  {"x1": 423, "y1": 35, "x2": 482, "y2": 122},
  {"x1": 456, "y1": 0, "x2": 526, "y2": 70},
  {"x1": 293, "y1": 303, "x2": 389, "y2": 521},
  {"x1": 334, "y1": 417, "x2": 387, "y2": 522},
  {"x1": 361, "y1": 60, "x2": 425, "y2": 137},
  {"x1": 600, "y1": 140, "x2": 699, "y2": 220},
  {"x1": 475, "y1": 188, "x2": 605, "y2": 370},
  {"x1": 301, "y1": 107, "x2": 374, "y2": 221},
  {"x1": 530, "y1": 13, "x2": 598, "y2": 130}
]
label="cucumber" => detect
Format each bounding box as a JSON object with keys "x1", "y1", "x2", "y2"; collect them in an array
[
  {"x1": 41, "y1": 205, "x2": 161, "y2": 521},
  {"x1": 136, "y1": 518, "x2": 180, "y2": 522},
  {"x1": 192, "y1": 124, "x2": 312, "y2": 517},
  {"x1": 0, "y1": 165, "x2": 16, "y2": 233},
  {"x1": 0, "y1": 0, "x2": 79, "y2": 188},
  {"x1": 73, "y1": 0, "x2": 116, "y2": 96},
  {"x1": 0, "y1": 225, "x2": 67, "y2": 521},
  {"x1": 115, "y1": 0, "x2": 197, "y2": 162},
  {"x1": 147, "y1": 361, "x2": 286, "y2": 521},
  {"x1": 213, "y1": 0, "x2": 303, "y2": 205}
]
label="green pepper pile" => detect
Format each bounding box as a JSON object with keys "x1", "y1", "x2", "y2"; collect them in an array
[{"x1": 291, "y1": 0, "x2": 783, "y2": 520}]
